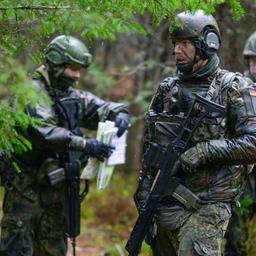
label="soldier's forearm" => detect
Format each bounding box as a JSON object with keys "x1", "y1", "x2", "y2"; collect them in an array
[
  {"x1": 30, "y1": 125, "x2": 73, "y2": 152},
  {"x1": 198, "y1": 134, "x2": 256, "y2": 166}
]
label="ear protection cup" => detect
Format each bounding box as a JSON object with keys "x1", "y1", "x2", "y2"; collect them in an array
[{"x1": 203, "y1": 28, "x2": 221, "y2": 56}]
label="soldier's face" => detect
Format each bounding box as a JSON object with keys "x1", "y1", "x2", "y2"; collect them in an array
[
  {"x1": 63, "y1": 66, "x2": 82, "y2": 79},
  {"x1": 173, "y1": 39, "x2": 196, "y2": 65},
  {"x1": 249, "y1": 56, "x2": 256, "y2": 79}
]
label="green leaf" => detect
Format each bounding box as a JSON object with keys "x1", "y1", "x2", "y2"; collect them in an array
[{"x1": 6, "y1": 8, "x2": 15, "y2": 18}]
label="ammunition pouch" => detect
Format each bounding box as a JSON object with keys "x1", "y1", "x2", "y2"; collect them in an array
[
  {"x1": 37, "y1": 158, "x2": 64, "y2": 187},
  {"x1": 170, "y1": 183, "x2": 203, "y2": 210},
  {"x1": 155, "y1": 121, "x2": 182, "y2": 146},
  {"x1": 146, "y1": 111, "x2": 186, "y2": 146}
]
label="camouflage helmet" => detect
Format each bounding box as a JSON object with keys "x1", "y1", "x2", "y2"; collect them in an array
[
  {"x1": 243, "y1": 32, "x2": 256, "y2": 58},
  {"x1": 44, "y1": 35, "x2": 92, "y2": 68},
  {"x1": 171, "y1": 10, "x2": 221, "y2": 57}
]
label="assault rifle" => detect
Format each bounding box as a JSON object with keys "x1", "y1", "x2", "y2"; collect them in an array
[
  {"x1": 125, "y1": 93, "x2": 225, "y2": 256},
  {"x1": 47, "y1": 150, "x2": 88, "y2": 256},
  {"x1": 64, "y1": 151, "x2": 89, "y2": 256}
]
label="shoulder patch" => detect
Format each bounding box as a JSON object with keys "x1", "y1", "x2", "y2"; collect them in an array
[{"x1": 249, "y1": 88, "x2": 256, "y2": 97}]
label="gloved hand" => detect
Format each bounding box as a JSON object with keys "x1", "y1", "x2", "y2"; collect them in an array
[
  {"x1": 84, "y1": 138, "x2": 115, "y2": 161},
  {"x1": 179, "y1": 144, "x2": 207, "y2": 173},
  {"x1": 115, "y1": 112, "x2": 131, "y2": 137}
]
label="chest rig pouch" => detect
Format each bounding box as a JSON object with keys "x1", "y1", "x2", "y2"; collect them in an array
[
  {"x1": 149, "y1": 77, "x2": 195, "y2": 147},
  {"x1": 154, "y1": 113, "x2": 187, "y2": 147},
  {"x1": 146, "y1": 77, "x2": 182, "y2": 145},
  {"x1": 158, "y1": 70, "x2": 237, "y2": 145},
  {"x1": 54, "y1": 96, "x2": 82, "y2": 136}
]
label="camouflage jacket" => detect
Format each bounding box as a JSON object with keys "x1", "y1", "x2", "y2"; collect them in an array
[
  {"x1": 144, "y1": 55, "x2": 256, "y2": 202},
  {"x1": 5, "y1": 65, "x2": 128, "y2": 201}
]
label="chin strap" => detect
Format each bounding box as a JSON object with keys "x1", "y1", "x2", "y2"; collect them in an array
[
  {"x1": 54, "y1": 66, "x2": 66, "y2": 78},
  {"x1": 177, "y1": 53, "x2": 199, "y2": 74}
]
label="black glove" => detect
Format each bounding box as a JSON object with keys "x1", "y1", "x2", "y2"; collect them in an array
[
  {"x1": 84, "y1": 138, "x2": 115, "y2": 161},
  {"x1": 115, "y1": 112, "x2": 131, "y2": 137}
]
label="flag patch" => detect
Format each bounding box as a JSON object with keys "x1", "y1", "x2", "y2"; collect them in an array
[{"x1": 249, "y1": 89, "x2": 256, "y2": 96}]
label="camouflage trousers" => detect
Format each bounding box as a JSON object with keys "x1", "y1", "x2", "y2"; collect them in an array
[
  {"x1": 0, "y1": 188, "x2": 67, "y2": 256},
  {"x1": 224, "y1": 203, "x2": 256, "y2": 256},
  {"x1": 153, "y1": 201, "x2": 231, "y2": 256}
]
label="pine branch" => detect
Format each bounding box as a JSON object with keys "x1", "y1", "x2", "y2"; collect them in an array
[{"x1": 0, "y1": 5, "x2": 71, "y2": 11}]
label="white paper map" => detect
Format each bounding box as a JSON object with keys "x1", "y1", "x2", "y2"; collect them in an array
[{"x1": 80, "y1": 121, "x2": 127, "y2": 190}]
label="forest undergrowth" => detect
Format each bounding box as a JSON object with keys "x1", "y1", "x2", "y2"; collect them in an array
[{"x1": 68, "y1": 170, "x2": 152, "y2": 256}]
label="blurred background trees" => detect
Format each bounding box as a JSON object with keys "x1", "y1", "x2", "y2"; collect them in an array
[{"x1": 1, "y1": 0, "x2": 256, "y2": 255}]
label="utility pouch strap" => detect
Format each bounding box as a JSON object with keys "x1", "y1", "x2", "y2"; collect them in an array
[
  {"x1": 173, "y1": 184, "x2": 202, "y2": 210},
  {"x1": 166, "y1": 183, "x2": 202, "y2": 210},
  {"x1": 47, "y1": 168, "x2": 65, "y2": 186}
]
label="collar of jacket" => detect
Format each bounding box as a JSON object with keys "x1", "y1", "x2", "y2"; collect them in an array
[
  {"x1": 33, "y1": 65, "x2": 51, "y2": 86},
  {"x1": 33, "y1": 65, "x2": 72, "y2": 96},
  {"x1": 244, "y1": 70, "x2": 256, "y2": 83},
  {"x1": 177, "y1": 54, "x2": 220, "y2": 81}
]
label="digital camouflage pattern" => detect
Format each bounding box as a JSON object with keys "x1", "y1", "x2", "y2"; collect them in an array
[
  {"x1": 0, "y1": 65, "x2": 128, "y2": 256},
  {"x1": 140, "y1": 52, "x2": 256, "y2": 255}
]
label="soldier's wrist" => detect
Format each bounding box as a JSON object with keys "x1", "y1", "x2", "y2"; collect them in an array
[{"x1": 69, "y1": 136, "x2": 86, "y2": 151}]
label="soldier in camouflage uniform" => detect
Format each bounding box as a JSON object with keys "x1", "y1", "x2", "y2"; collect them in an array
[
  {"x1": 137, "y1": 10, "x2": 256, "y2": 256},
  {"x1": 0, "y1": 35, "x2": 130, "y2": 256},
  {"x1": 243, "y1": 31, "x2": 256, "y2": 83},
  {"x1": 224, "y1": 31, "x2": 256, "y2": 256}
]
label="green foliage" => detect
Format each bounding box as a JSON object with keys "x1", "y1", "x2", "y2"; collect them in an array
[
  {"x1": 79, "y1": 171, "x2": 154, "y2": 255},
  {"x1": 240, "y1": 195, "x2": 255, "y2": 215},
  {"x1": 0, "y1": 0, "x2": 245, "y2": 155},
  {"x1": 0, "y1": 0, "x2": 245, "y2": 57},
  {"x1": 227, "y1": 0, "x2": 245, "y2": 20},
  {"x1": 0, "y1": 55, "x2": 48, "y2": 153}
]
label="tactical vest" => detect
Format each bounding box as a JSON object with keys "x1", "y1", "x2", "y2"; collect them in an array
[
  {"x1": 147, "y1": 69, "x2": 236, "y2": 146},
  {"x1": 145, "y1": 69, "x2": 249, "y2": 203}
]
